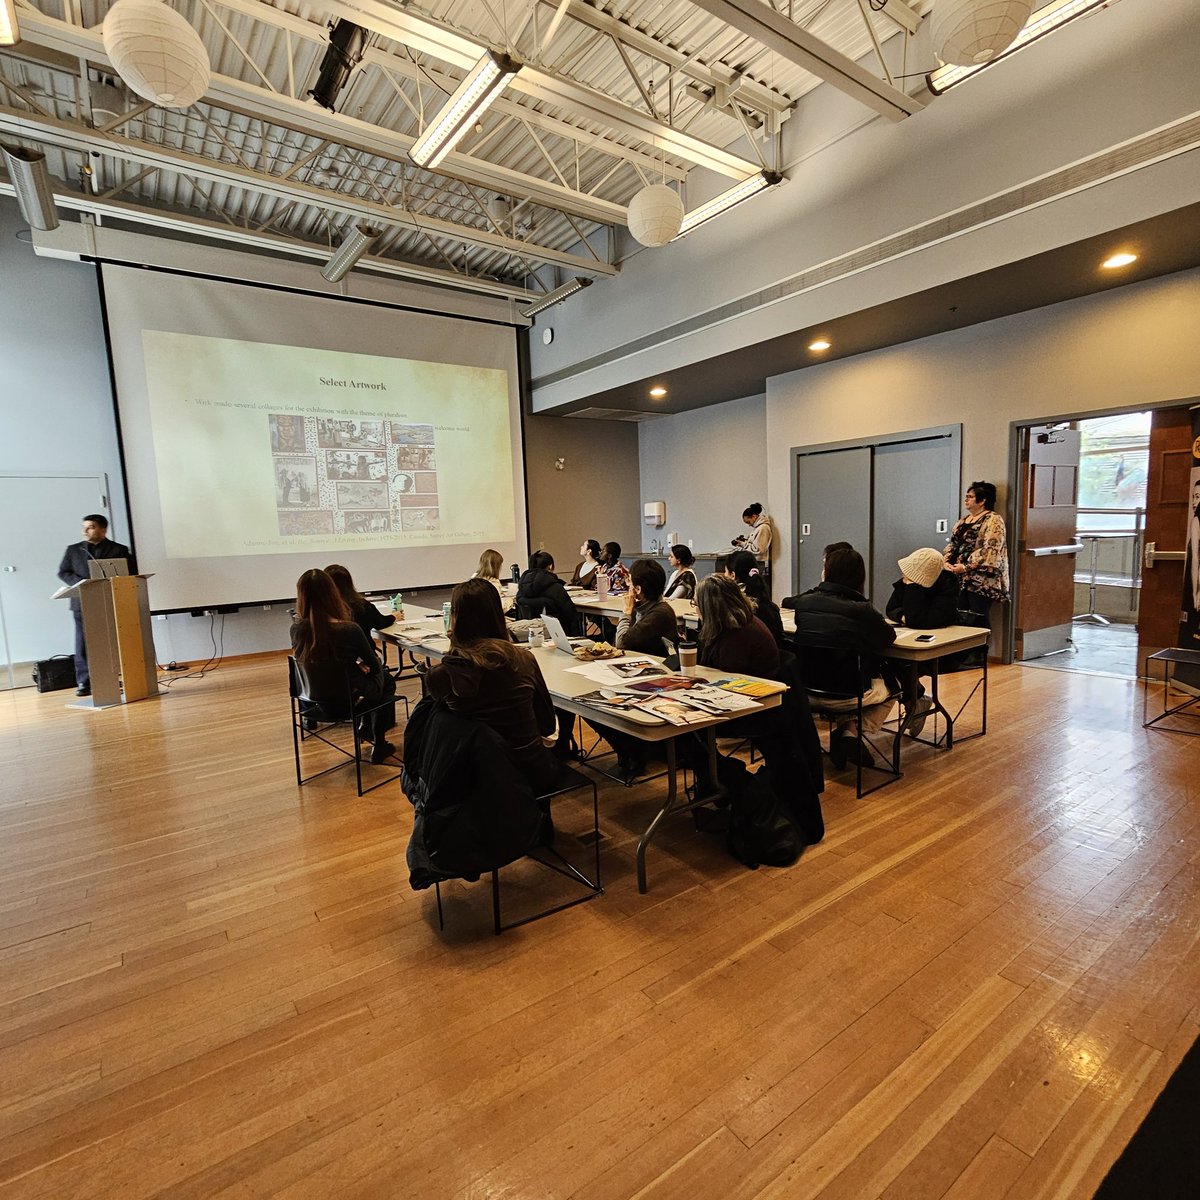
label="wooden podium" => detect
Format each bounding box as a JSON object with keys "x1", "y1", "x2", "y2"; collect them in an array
[{"x1": 60, "y1": 574, "x2": 159, "y2": 709}]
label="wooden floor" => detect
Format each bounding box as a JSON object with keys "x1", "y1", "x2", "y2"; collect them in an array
[{"x1": 0, "y1": 656, "x2": 1196, "y2": 1199}]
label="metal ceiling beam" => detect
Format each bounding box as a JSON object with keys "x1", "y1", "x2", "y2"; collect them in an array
[
  {"x1": 687, "y1": 0, "x2": 925, "y2": 122},
  {"x1": 0, "y1": 104, "x2": 618, "y2": 276},
  {"x1": 324, "y1": 0, "x2": 761, "y2": 178},
  {"x1": 204, "y1": 0, "x2": 687, "y2": 183},
  {"x1": 0, "y1": 179, "x2": 536, "y2": 300},
  {"x1": 13, "y1": 9, "x2": 632, "y2": 227},
  {"x1": 545, "y1": 0, "x2": 793, "y2": 120}
]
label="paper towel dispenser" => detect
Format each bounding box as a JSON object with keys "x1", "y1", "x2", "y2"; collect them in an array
[{"x1": 643, "y1": 501, "x2": 665, "y2": 527}]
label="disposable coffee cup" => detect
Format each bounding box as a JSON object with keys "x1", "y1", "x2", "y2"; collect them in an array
[{"x1": 679, "y1": 641, "x2": 698, "y2": 675}]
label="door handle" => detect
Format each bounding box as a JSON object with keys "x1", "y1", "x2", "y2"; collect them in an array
[{"x1": 1144, "y1": 541, "x2": 1185, "y2": 568}]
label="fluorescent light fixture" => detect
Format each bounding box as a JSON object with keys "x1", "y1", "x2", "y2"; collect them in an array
[
  {"x1": 1, "y1": 144, "x2": 59, "y2": 230},
  {"x1": 808, "y1": 339, "x2": 831, "y2": 352},
  {"x1": 1, "y1": 0, "x2": 20, "y2": 46},
  {"x1": 521, "y1": 275, "x2": 591, "y2": 318},
  {"x1": 648, "y1": 386, "x2": 668, "y2": 398},
  {"x1": 1102, "y1": 252, "x2": 1137, "y2": 269},
  {"x1": 409, "y1": 51, "x2": 521, "y2": 170},
  {"x1": 928, "y1": 0, "x2": 1109, "y2": 94},
  {"x1": 674, "y1": 170, "x2": 783, "y2": 240},
  {"x1": 321, "y1": 223, "x2": 381, "y2": 282}
]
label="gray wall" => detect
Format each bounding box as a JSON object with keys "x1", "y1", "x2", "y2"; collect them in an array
[
  {"x1": 524, "y1": 412, "x2": 641, "y2": 571},
  {"x1": 638, "y1": 395, "x2": 767, "y2": 556},
  {"x1": 763, "y1": 269, "x2": 1200, "y2": 619},
  {"x1": 0, "y1": 202, "x2": 126, "y2": 526}
]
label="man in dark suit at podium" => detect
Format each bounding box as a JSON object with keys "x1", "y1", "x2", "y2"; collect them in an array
[{"x1": 58, "y1": 514, "x2": 132, "y2": 697}]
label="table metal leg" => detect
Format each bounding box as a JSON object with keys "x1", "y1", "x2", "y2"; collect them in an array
[{"x1": 635, "y1": 738, "x2": 678, "y2": 893}]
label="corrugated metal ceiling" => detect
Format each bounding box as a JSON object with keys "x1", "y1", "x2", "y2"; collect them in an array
[{"x1": 0, "y1": 0, "x2": 932, "y2": 297}]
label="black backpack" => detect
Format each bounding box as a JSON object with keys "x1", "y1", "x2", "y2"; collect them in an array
[{"x1": 717, "y1": 756, "x2": 805, "y2": 870}]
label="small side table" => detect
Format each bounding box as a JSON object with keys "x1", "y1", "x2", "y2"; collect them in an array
[{"x1": 1143, "y1": 648, "x2": 1200, "y2": 735}]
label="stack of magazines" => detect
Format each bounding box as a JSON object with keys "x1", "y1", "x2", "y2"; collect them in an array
[{"x1": 578, "y1": 675, "x2": 764, "y2": 725}]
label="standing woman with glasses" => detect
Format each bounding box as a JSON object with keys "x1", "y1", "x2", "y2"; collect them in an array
[{"x1": 944, "y1": 481, "x2": 1010, "y2": 625}]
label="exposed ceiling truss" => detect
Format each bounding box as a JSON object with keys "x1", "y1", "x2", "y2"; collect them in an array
[{"x1": 0, "y1": 1, "x2": 931, "y2": 300}]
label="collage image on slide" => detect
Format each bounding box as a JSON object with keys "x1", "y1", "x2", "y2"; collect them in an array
[{"x1": 268, "y1": 415, "x2": 440, "y2": 536}]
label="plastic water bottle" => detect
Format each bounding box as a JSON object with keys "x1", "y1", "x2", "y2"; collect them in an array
[{"x1": 442, "y1": 601, "x2": 452, "y2": 632}]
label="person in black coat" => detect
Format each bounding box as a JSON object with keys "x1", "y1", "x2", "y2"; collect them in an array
[
  {"x1": 515, "y1": 550, "x2": 580, "y2": 635},
  {"x1": 57, "y1": 513, "x2": 133, "y2": 696},
  {"x1": 290, "y1": 569, "x2": 397, "y2": 761},
  {"x1": 727, "y1": 550, "x2": 786, "y2": 646},
  {"x1": 885, "y1": 547, "x2": 959, "y2": 628},
  {"x1": 324, "y1": 563, "x2": 396, "y2": 642},
  {"x1": 886, "y1": 547, "x2": 970, "y2": 708},
  {"x1": 786, "y1": 547, "x2": 897, "y2": 768}
]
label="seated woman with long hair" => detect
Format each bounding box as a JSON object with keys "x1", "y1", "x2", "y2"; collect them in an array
[
  {"x1": 292, "y1": 568, "x2": 397, "y2": 762},
  {"x1": 472, "y1": 548, "x2": 507, "y2": 601},
  {"x1": 324, "y1": 563, "x2": 395, "y2": 641},
  {"x1": 725, "y1": 550, "x2": 786, "y2": 647},
  {"x1": 696, "y1": 574, "x2": 779, "y2": 677},
  {"x1": 693, "y1": 575, "x2": 824, "y2": 843},
  {"x1": 426, "y1": 578, "x2": 560, "y2": 793}
]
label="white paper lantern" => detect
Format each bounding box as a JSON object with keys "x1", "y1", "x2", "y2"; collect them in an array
[
  {"x1": 627, "y1": 184, "x2": 683, "y2": 248},
  {"x1": 931, "y1": 0, "x2": 1033, "y2": 67},
  {"x1": 103, "y1": 0, "x2": 212, "y2": 109}
]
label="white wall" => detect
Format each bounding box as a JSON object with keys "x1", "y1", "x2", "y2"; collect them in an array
[
  {"x1": 638, "y1": 395, "x2": 767, "y2": 554},
  {"x1": 529, "y1": 0, "x2": 1200, "y2": 411},
  {"x1": 763, "y1": 269, "x2": 1200, "y2": 591}
]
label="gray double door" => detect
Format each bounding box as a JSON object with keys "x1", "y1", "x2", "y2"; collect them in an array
[{"x1": 793, "y1": 427, "x2": 961, "y2": 610}]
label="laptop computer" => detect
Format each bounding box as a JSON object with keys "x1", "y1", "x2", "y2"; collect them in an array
[{"x1": 542, "y1": 614, "x2": 592, "y2": 654}]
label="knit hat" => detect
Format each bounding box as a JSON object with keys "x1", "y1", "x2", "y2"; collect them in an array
[{"x1": 898, "y1": 547, "x2": 946, "y2": 589}]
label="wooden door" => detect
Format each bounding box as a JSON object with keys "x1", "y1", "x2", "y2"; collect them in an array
[
  {"x1": 1137, "y1": 406, "x2": 1194, "y2": 671},
  {"x1": 1015, "y1": 426, "x2": 1081, "y2": 661}
]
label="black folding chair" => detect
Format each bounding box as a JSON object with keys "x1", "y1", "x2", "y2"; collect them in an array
[
  {"x1": 288, "y1": 656, "x2": 407, "y2": 796},
  {"x1": 789, "y1": 638, "x2": 904, "y2": 799},
  {"x1": 433, "y1": 762, "x2": 602, "y2": 935}
]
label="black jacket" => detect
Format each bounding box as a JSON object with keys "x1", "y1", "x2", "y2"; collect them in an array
[
  {"x1": 290, "y1": 619, "x2": 391, "y2": 718},
  {"x1": 515, "y1": 567, "x2": 580, "y2": 634},
  {"x1": 402, "y1": 697, "x2": 545, "y2": 890},
  {"x1": 885, "y1": 570, "x2": 959, "y2": 629},
  {"x1": 58, "y1": 538, "x2": 133, "y2": 612},
  {"x1": 787, "y1": 581, "x2": 896, "y2": 695}
]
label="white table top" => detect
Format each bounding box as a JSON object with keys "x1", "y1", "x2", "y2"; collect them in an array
[{"x1": 381, "y1": 616, "x2": 783, "y2": 743}]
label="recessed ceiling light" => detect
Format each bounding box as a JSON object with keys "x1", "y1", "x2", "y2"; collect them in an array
[
  {"x1": 1102, "y1": 252, "x2": 1138, "y2": 269},
  {"x1": 648, "y1": 385, "x2": 668, "y2": 398},
  {"x1": 808, "y1": 339, "x2": 831, "y2": 352}
]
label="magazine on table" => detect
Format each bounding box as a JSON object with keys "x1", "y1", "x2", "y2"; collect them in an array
[
  {"x1": 603, "y1": 658, "x2": 672, "y2": 681},
  {"x1": 576, "y1": 683, "x2": 760, "y2": 726}
]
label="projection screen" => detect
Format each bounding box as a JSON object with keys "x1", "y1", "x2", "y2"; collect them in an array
[{"x1": 100, "y1": 264, "x2": 526, "y2": 612}]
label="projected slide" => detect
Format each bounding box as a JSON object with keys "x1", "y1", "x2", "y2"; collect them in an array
[{"x1": 142, "y1": 331, "x2": 514, "y2": 558}]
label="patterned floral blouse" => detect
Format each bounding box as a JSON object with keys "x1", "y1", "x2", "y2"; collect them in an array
[{"x1": 945, "y1": 510, "x2": 1010, "y2": 601}]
